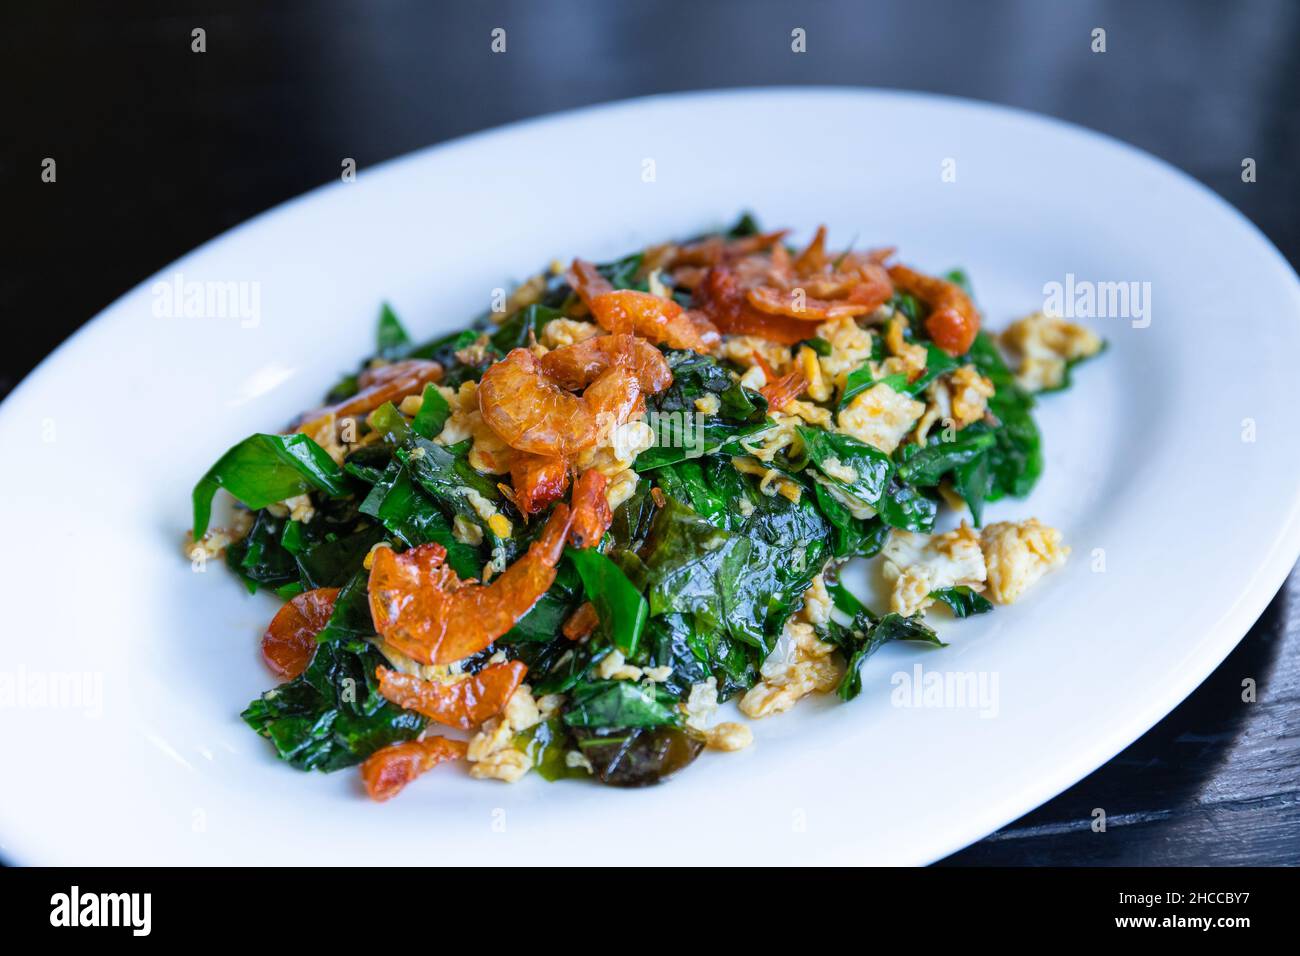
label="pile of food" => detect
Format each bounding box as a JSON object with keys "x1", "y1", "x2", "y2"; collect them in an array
[{"x1": 188, "y1": 217, "x2": 1102, "y2": 798}]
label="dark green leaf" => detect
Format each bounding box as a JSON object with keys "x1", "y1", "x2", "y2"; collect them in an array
[
  {"x1": 241, "y1": 639, "x2": 425, "y2": 771},
  {"x1": 834, "y1": 612, "x2": 947, "y2": 700},
  {"x1": 192, "y1": 433, "x2": 349, "y2": 537},
  {"x1": 563, "y1": 680, "x2": 680, "y2": 730},
  {"x1": 571, "y1": 725, "x2": 704, "y2": 787},
  {"x1": 566, "y1": 547, "x2": 649, "y2": 656},
  {"x1": 410, "y1": 383, "x2": 451, "y2": 439},
  {"x1": 376, "y1": 302, "x2": 412, "y2": 359},
  {"x1": 796, "y1": 426, "x2": 894, "y2": 509},
  {"x1": 929, "y1": 585, "x2": 993, "y2": 618}
]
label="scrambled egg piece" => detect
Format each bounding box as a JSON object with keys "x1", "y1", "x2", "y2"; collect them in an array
[
  {"x1": 949, "y1": 365, "x2": 995, "y2": 425},
  {"x1": 374, "y1": 640, "x2": 463, "y2": 684},
  {"x1": 678, "y1": 677, "x2": 753, "y2": 752},
  {"x1": 452, "y1": 514, "x2": 484, "y2": 546},
  {"x1": 1000, "y1": 312, "x2": 1102, "y2": 392},
  {"x1": 914, "y1": 365, "x2": 995, "y2": 444},
  {"x1": 881, "y1": 524, "x2": 988, "y2": 616},
  {"x1": 539, "y1": 317, "x2": 600, "y2": 349},
  {"x1": 732, "y1": 455, "x2": 803, "y2": 502},
  {"x1": 801, "y1": 572, "x2": 834, "y2": 626},
  {"x1": 680, "y1": 677, "x2": 719, "y2": 731},
  {"x1": 721, "y1": 336, "x2": 793, "y2": 373},
  {"x1": 979, "y1": 518, "x2": 1069, "y2": 604},
  {"x1": 694, "y1": 393, "x2": 721, "y2": 415},
  {"x1": 705, "y1": 722, "x2": 753, "y2": 751},
  {"x1": 183, "y1": 509, "x2": 252, "y2": 562},
  {"x1": 836, "y1": 381, "x2": 925, "y2": 454},
  {"x1": 739, "y1": 619, "x2": 840, "y2": 718},
  {"x1": 434, "y1": 381, "x2": 514, "y2": 474},
  {"x1": 466, "y1": 683, "x2": 560, "y2": 783},
  {"x1": 814, "y1": 317, "x2": 876, "y2": 394},
  {"x1": 576, "y1": 419, "x2": 655, "y2": 475},
  {"x1": 604, "y1": 468, "x2": 640, "y2": 511},
  {"x1": 594, "y1": 649, "x2": 643, "y2": 681},
  {"x1": 882, "y1": 316, "x2": 927, "y2": 380}
]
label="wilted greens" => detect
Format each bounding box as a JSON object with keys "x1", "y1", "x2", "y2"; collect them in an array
[{"x1": 193, "y1": 215, "x2": 1098, "y2": 795}]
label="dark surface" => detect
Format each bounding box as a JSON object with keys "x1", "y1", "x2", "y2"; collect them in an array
[{"x1": 4, "y1": 0, "x2": 1297, "y2": 864}]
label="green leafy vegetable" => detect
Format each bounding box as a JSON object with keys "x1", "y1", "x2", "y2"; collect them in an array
[
  {"x1": 375, "y1": 302, "x2": 412, "y2": 359},
  {"x1": 563, "y1": 680, "x2": 680, "y2": 730},
  {"x1": 410, "y1": 383, "x2": 451, "y2": 439},
  {"x1": 241, "y1": 639, "x2": 425, "y2": 771},
  {"x1": 929, "y1": 585, "x2": 993, "y2": 618},
  {"x1": 896, "y1": 428, "x2": 997, "y2": 487},
  {"x1": 796, "y1": 426, "x2": 894, "y2": 509},
  {"x1": 827, "y1": 612, "x2": 947, "y2": 700},
  {"x1": 566, "y1": 547, "x2": 649, "y2": 656},
  {"x1": 192, "y1": 433, "x2": 349, "y2": 538}
]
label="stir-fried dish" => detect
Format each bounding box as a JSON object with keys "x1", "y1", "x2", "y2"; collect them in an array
[{"x1": 188, "y1": 216, "x2": 1103, "y2": 798}]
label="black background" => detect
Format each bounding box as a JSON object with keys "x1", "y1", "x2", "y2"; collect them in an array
[{"x1": 4, "y1": 0, "x2": 1298, "y2": 865}]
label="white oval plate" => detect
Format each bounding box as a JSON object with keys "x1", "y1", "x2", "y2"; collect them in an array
[{"x1": 3, "y1": 89, "x2": 1298, "y2": 866}]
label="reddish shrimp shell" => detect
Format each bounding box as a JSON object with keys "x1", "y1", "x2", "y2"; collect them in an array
[
  {"x1": 510, "y1": 453, "x2": 570, "y2": 515},
  {"x1": 760, "y1": 367, "x2": 809, "y2": 411},
  {"x1": 887, "y1": 264, "x2": 981, "y2": 356},
  {"x1": 588, "y1": 288, "x2": 719, "y2": 353},
  {"x1": 368, "y1": 505, "x2": 573, "y2": 665},
  {"x1": 296, "y1": 360, "x2": 442, "y2": 435},
  {"x1": 375, "y1": 660, "x2": 527, "y2": 729},
  {"x1": 360, "y1": 736, "x2": 467, "y2": 802},
  {"x1": 261, "y1": 587, "x2": 339, "y2": 680},
  {"x1": 569, "y1": 470, "x2": 612, "y2": 549},
  {"x1": 693, "y1": 267, "x2": 815, "y2": 345},
  {"x1": 540, "y1": 334, "x2": 673, "y2": 394},
  {"x1": 478, "y1": 348, "x2": 640, "y2": 458},
  {"x1": 563, "y1": 602, "x2": 600, "y2": 641}
]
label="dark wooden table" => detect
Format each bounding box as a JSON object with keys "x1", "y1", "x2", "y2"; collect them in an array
[{"x1": 5, "y1": 0, "x2": 1297, "y2": 864}]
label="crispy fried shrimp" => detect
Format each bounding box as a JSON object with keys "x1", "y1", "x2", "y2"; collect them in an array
[
  {"x1": 692, "y1": 227, "x2": 894, "y2": 337},
  {"x1": 261, "y1": 587, "x2": 338, "y2": 680},
  {"x1": 368, "y1": 505, "x2": 573, "y2": 665},
  {"x1": 669, "y1": 229, "x2": 788, "y2": 268},
  {"x1": 888, "y1": 264, "x2": 981, "y2": 356},
  {"x1": 760, "y1": 366, "x2": 809, "y2": 411},
  {"x1": 567, "y1": 258, "x2": 719, "y2": 352},
  {"x1": 563, "y1": 601, "x2": 600, "y2": 641},
  {"x1": 295, "y1": 360, "x2": 442, "y2": 435},
  {"x1": 590, "y1": 289, "x2": 720, "y2": 353},
  {"x1": 510, "y1": 453, "x2": 570, "y2": 515},
  {"x1": 567, "y1": 258, "x2": 614, "y2": 307},
  {"x1": 478, "y1": 348, "x2": 641, "y2": 457},
  {"x1": 539, "y1": 334, "x2": 673, "y2": 393},
  {"x1": 376, "y1": 660, "x2": 527, "y2": 729},
  {"x1": 360, "y1": 736, "x2": 466, "y2": 802},
  {"x1": 744, "y1": 227, "x2": 893, "y2": 321},
  {"x1": 569, "y1": 469, "x2": 612, "y2": 549},
  {"x1": 694, "y1": 266, "x2": 815, "y2": 345}
]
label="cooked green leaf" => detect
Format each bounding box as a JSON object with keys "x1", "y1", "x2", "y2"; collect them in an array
[
  {"x1": 567, "y1": 547, "x2": 649, "y2": 655},
  {"x1": 563, "y1": 680, "x2": 680, "y2": 730},
  {"x1": 410, "y1": 383, "x2": 451, "y2": 439},
  {"x1": 376, "y1": 302, "x2": 412, "y2": 359},
  {"x1": 241, "y1": 638, "x2": 425, "y2": 771},
  {"x1": 929, "y1": 585, "x2": 993, "y2": 618},
  {"x1": 192, "y1": 433, "x2": 349, "y2": 538}
]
